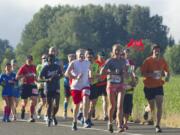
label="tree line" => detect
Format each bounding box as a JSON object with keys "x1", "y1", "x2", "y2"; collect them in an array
[{"x1": 1, "y1": 4, "x2": 179, "y2": 73}]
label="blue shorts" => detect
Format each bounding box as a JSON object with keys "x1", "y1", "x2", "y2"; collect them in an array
[
  {"x1": 12, "y1": 88, "x2": 20, "y2": 98},
  {"x1": 2, "y1": 89, "x2": 13, "y2": 97}
]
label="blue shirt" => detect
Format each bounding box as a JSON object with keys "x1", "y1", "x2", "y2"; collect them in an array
[
  {"x1": 0, "y1": 72, "x2": 16, "y2": 93},
  {"x1": 40, "y1": 64, "x2": 62, "y2": 92}
]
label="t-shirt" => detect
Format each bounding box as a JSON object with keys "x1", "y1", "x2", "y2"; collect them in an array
[
  {"x1": 40, "y1": 64, "x2": 62, "y2": 92},
  {"x1": 68, "y1": 59, "x2": 91, "y2": 90},
  {"x1": 103, "y1": 58, "x2": 126, "y2": 84},
  {"x1": 141, "y1": 56, "x2": 169, "y2": 88},
  {"x1": 36, "y1": 64, "x2": 44, "y2": 77},
  {"x1": 0, "y1": 72, "x2": 16, "y2": 93},
  {"x1": 17, "y1": 64, "x2": 36, "y2": 84},
  {"x1": 91, "y1": 62, "x2": 99, "y2": 84}
]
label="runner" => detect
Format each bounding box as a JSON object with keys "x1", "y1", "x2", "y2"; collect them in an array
[
  {"x1": 16, "y1": 55, "x2": 37, "y2": 122},
  {"x1": 0, "y1": 63, "x2": 16, "y2": 122},
  {"x1": 86, "y1": 49, "x2": 100, "y2": 126},
  {"x1": 40, "y1": 54, "x2": 63, "y2": 127},
  {"x1": 48, "y1": 47, "x2": 63, "y2": 71},
  {"x1": 65, "y1": 49, "x2": 92, "y2": 130},
  {"x1": 11, "y1": 59, "x2": 20, "y2": 121},
  {"x1": 63, "y1": 53, "x2": 76, "y2": 119},
  {"x1": 100, "y1": 44, "x2": 127, "y2": 133},
  {"x1": 95, "y1": 51, "x2": 108, "y2": 120},
  {"x1": 141, "y1": 44, "x2": 170, "y2": 133},
  {"x1": 123, "y1": 49, "x2": 138, "y2": 130},
  {"x1": 36, "y1": 54, "x2": 47, "y2": 119}
]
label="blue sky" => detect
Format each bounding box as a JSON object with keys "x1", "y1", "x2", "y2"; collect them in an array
[{"x1": 0, "y1": 0, "x2": 179, "y2": 47}]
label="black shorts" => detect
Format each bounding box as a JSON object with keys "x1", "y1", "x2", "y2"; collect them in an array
[
  {"x1": 97, "y1": 84, "x2": 107, "y2": 96},
  {"x1": 21, "y1": 84, "x2": 38, "y2": 99},
  {"x1": 47, "y1": 91, "x2": 60, "y2": 98},
  {"x1": 89, "y1": 84, "x2": 99, "y2": 100},
  {"x1": 38, "y1": 88, "x2": 46, "y2": 98},
  {"x1": 64, "y1": 85, "x2": 71, "y2": 98},
  {"x1": 144, "y1": 86, "x2": 164, "y2": 100},
  {"x1": 123, "y1": 94, "x2": 133, "y2": 114}
]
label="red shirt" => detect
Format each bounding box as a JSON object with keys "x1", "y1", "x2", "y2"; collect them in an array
[{"x1": 17, "y1": 64, "x2": 36, "y2": 84}]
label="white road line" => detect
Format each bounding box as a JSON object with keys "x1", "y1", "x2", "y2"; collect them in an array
[{"x1": 0, "y1": 117, "x2": 143, "y2": 135}]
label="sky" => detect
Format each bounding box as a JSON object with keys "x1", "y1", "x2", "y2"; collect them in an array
[{"x1": 0, "y1": 0, "x2": 179, "y2": 47}]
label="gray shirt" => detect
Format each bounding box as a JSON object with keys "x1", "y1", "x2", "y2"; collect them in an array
[{"x1": 103, "y1": 58, "x2": 126, "y2": 84}]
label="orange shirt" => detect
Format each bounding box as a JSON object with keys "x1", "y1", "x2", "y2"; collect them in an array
[{"x1": 141, "y1": 56, "x2": 169, "y2": 88}]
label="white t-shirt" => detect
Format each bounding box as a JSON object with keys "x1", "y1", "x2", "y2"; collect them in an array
[{"x1": 69, "y1": 59, "x2": 91, "y2": 90}]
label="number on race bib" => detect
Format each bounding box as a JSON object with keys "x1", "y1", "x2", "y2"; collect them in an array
[
  {"x1": 32, "y1": 88, "x2": 38, "y2": 94},
  {"x1": 109, "y1": 75, "x2": 122, "y2": 83}
]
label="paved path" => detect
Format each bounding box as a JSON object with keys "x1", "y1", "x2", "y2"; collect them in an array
[{"x1": 0, "y1": 116, "x2": 180, "y2": 135}]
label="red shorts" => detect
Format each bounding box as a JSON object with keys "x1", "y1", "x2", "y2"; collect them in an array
[
  {"x1": 71, "y1": 87, "x2": 90, "y2": 104},
  {"x1": 106, "y1": 83, "x2": 126, "y2": 95}
]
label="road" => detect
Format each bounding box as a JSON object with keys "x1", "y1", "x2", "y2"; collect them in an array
[{"x1": 0, "y1": 116, "x2": 180, "y2": 135}]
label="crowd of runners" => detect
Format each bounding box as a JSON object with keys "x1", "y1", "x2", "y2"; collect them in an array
[{"x1": 0, "y1": 44, "x2": 170, "y2": 133}]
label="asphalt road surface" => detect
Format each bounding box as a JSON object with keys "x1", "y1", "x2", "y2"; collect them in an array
[{"x1": 0, "y1": 116, "x2": 180, "y2": 135}]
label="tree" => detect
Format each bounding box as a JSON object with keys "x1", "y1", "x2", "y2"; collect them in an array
[
  {"x1": 164, "y1": 45, "x2": 180, "y2": 74},
  {"x1": 16, "y1": 4, "x2": 174, "y2": 64}
]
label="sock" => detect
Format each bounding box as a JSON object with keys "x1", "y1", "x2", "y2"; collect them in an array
[
  {"x1": 4, "y1": 106, "x2": 8, "y2": 119},
  {"x1": 30, "y1": 105, "x2": 35, "y2": 118},
  {"x1": 7, "y1": 107, "x2": 11, "y2": 118},
  {"x1": 64, "y1": 101, "x2": 68, "y2": 112}
]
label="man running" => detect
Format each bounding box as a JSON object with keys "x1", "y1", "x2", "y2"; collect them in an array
[
  {"x1": 16, "y1": 55, "x2": 37, "y2": 122},
  {"x1": 141, "y1": 44, "x2": 170, "y2": 133},
  {"x1": 40, "y1": 54, "x2": 63, "y2": 127},
  {"x1": 95, "y1": 51, "x2": 108, "y2": 120},
  {"x1": 65, "y1": 49, "x2": 92, "y2": 130},
  {"x1": 63, "y1": 54, "x2": 76, "y2": 119},
  {"x1": 36, "y1": 54, "x2": 47, "y2": 119},
  {"x1": 86, "y1": 49, "x2": 100, "y2": 126}
]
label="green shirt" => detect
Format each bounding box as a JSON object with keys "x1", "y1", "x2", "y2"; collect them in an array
[{"x1": 91, "y1": 62, "x2": 99, "y2": 84}]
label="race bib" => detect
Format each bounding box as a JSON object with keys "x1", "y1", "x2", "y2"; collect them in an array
[
  {"x1": 32, "y1": 88, "x2": 38, "y2": 95},
  {"x1": 109, "y1": 75, "x2": 122, "y2": 83},
  {"x1": 82, "y1": 89, "x2": 90, "y2": 96},
  {"x1": 153, "y1": 70, "x2": 162, "y2": 80}
]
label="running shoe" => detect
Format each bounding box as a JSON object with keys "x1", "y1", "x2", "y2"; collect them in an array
[
  {"x1": 63, "y1": 111, "x2": 67, "y2": 120},
  {"x1": 155, "y1": 125, "x2": 162, "y2": 133},
  {"x1": 103, "y1": 115, "x2": 108, "y2": 121},
  {"x1": 47, "y1": 119, "x2": 51, "y2": 127},
  {"x1": 143, "y1": 111, "x2": 149, "y2": 121},
  {"x1": 28, "y1": 117, "x2": 35, "y2": 122},
  {"x1": 83, "y1": 120, "x2": 91, "y2": 128},
  {"x1": 87, "y1": 119, "x2": 94, "y2": 126},
  {"x1": 52, "y1": 117, "x2": 58, "y2": 126},
  {"x1": 72, "y1": 122, "x2": 77, "y2": 131},
  {"x1": 108, "y1": 123, "x2": 113, "y2": 133}
]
